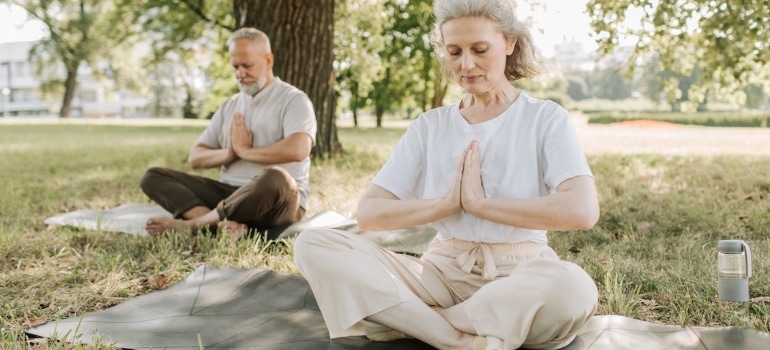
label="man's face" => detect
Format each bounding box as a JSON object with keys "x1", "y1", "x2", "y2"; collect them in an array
[{"x1": 229, "y1": 38, "x2": 273, "y2": 96}]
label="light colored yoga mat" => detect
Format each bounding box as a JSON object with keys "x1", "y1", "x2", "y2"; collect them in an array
[
  {"x1": 43, "y1": 204, "x2": 436, "y2": 255},
  {"x1": 27, "y1": 264, "x2": 770, "y2": 349},
  {"x1": 44, "y1": 203, "x2": 172, "y2": 235},
  {"x1": 42, "y1": 204, "x2": 357, "y2": 237}
]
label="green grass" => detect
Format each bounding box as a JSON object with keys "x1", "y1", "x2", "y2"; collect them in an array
[
  {"x1": 587, "y1": 111, "x2": 770, "y2": 128},
  {"x1": 1, "y1": 121, "x2": 769, "y2": 348}
]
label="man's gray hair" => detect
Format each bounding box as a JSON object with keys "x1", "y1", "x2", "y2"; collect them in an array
[
  {"x1": 430, "y1": 0, "x2": 543, "y2": 81},
  {"x1": 227, "y1": 27, "x2": 272, "y2": 53}
]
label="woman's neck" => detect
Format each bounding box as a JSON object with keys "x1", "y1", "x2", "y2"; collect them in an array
[{"x1": 460, "y1": 85, "x2": 520, "y2": 124}]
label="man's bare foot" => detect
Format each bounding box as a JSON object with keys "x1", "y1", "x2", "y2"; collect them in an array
[
  {"x1": 145, "y1": 217, "x2": 187, "y2": 236},
  {"x1": 218, "y1": 220, "x2": 250, "y2": 241}
]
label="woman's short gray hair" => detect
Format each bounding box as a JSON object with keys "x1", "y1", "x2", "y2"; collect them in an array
[
  {"x1": 430, "y1": 0, "x2": 543, "y2": 81},
  {"x1": 227, "y1": 27, "x2": 272, "y2": 53}
]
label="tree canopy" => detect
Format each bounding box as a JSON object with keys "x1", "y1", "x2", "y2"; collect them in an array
[
  {"x1": 9, "y1": 0, "x2": 143, "y2": 118},
  {"x1": 587, "y1": 0, "x2": 770, "y2": 109}
]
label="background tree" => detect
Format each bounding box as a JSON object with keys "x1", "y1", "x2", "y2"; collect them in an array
[
  {"x1": 388, "y1": 0, "x2": 447, "y2": 113},
  {"x1": 334, "y1": 0, "x2": 387, "y2": 127},
  {"x1": 10, "y1": 0, "x2": 142, "y2": 118},
  {"x1": 141, "y1": 0, "x2": 339, "y2": 157},
  {"x1": 587, "y1": 0, "x2": 770, "y2": 110},
  {"x1": 367, "y1": 0, "x2": 446, "y2": 127},
  {"x1": 141, "y1": 0, "x2": 233, "y2": 119},
  {"x1": 565, "y1": 74, "x2": 590, "y2": 101},
  {"x1": 234, "y1": 0, "x2": 338, "y2": 157},
  {"x1": 586, "y1": 67, "x2": 634, "y2": 101}
]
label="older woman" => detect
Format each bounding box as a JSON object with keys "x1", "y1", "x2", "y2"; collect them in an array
[{"x1": 294, "y1": 0, "x2": 599, "y2": 349}]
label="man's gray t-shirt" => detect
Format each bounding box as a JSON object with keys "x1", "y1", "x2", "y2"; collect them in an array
[{"x1": 198, "y1": 78, "x2": 317, "y2": 208}]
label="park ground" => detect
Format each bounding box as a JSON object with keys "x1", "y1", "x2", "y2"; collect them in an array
[{"x1": 0, "y1": 116, "x2": 769, "y2": 348}]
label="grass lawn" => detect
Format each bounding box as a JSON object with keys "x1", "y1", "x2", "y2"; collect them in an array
[{"x1": 1, "y1": 120, "x2": 769, "y2": 348}]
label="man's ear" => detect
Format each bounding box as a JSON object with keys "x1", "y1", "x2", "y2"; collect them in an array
[{"x1": 266, "y1": 53, "x2": 275, "y2": 69}]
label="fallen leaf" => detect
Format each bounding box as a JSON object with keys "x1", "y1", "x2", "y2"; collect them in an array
[
  {"x1": 150, "y1": 273, "x2": 168, "y2": 290},
  {"x1": 640, "y1": 299, "x2": 657, "y2": 306},
  {"x1": 750, "y1": 296, "x2": 770, "y2": 305},
  {"x1": 568, "y1": 246, "x2": 580, "y2": 254},
  {"x1": 636, "y1": 221, "x2": 654, "y2": 233},
  {"x1": 23, "y1": 314, "x2": 47, "y2": 328}
]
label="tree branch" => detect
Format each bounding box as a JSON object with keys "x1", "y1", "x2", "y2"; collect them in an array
[{"x1": 178, "y1": 0, "x2": 234, "y2": 32}]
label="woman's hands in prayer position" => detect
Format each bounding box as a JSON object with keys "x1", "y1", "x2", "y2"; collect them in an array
[{"x1": 445, "y1": 140, "x2": 486, "y2": 215}]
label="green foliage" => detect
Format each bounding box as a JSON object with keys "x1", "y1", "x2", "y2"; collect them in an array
[
  {"x1": 515, "y1": 75, "x2": 570, "y2": 106},
  {"x1": 367, "y1": 0, "x2": 446, "y2": 126},
  {"x1": 565, "y1": 75, "x2": 590, "y2": 101},
  {"x1": 586, "y1": 0, "x2": 770, "y2": 112},
  {"x1": 587, "y1": 111, "x2": 770, "y2": 128},
  {"x1": 182, "y1": 85, "x2": 198, "y2": 119},
  {"x1": 334, "y1": 0, "x2": 388, "y2": 124},
  {"x1": 12, "y1": 0, "x2": 145, "y2": 117},
  {"x1": 139, "y1": 0, "x2": 235, "y2": 119}
]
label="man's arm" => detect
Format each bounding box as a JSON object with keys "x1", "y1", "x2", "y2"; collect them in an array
[
  {"x1": 188, "y1": 143, "x2": 237, "y2": 170},
  {"x1": 233, "y1": 132, "x2": 313, "y2": 164},
  {"x1": 228, "y1": 110, "x2": 313, "y2": 164}
]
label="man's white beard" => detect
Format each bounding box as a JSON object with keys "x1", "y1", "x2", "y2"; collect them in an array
[{"x1": 238, "y1": 76, "x2": 266, "y2": 96}]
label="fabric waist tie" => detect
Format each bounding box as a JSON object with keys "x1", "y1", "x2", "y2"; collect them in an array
[{"x1": 456, "y1": 242, "x2": 499, "y2": 280}]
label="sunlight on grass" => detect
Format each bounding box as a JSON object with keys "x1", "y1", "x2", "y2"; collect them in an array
[{"x1": 1, "y1": 123, "x2": 769, "y2": 348}]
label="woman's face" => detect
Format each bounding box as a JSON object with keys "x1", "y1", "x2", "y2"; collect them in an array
[{"x1": 441, "y1": 16, "x2": 516, "y2": 95}]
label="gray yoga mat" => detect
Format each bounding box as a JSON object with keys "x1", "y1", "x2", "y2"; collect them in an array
[{"x1": 27, "y1": 265, "x2": 770, "y2": 350}]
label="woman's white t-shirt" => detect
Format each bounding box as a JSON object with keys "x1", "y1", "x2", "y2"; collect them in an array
[{"x1": 372, "y1": 92, "x2": 592, "y2": 243}]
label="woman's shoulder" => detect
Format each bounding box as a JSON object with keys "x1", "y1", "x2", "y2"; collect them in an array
[
  {"x1": 517, "y1": 92, "x2": 571, "y2": 122},
  {"x1": 518, "y1": 92, "x2": 565, "y2": 112},
  {"x1": 416, "y1": 103, "x2": 458, "y2": 123}
]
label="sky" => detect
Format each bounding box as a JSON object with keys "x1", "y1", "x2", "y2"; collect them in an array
[
  {"x1": 0, "y1": 4, "x2": 48, "y2": 44},
  {"x1": 0, "y1": 0, "x2": 598, "y2": 57},
  {"x1": 520, "y1": 0, "x2": 599, "y2": 57}
]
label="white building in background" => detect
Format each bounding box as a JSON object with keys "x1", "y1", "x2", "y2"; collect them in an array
[
  {"x1": 551, "y1": 36, "x2": 635, "y2": 72},
  {"x1": 552, "y1": 36, "x2": 596, "y2": 71},
  {"x1": 0, "y1": 41, "x2": 152, "y2": 118}
]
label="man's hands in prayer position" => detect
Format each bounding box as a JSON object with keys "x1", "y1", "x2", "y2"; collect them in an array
[{"x1": 230, "y1": 112, "x2": 254, "y2": 158}]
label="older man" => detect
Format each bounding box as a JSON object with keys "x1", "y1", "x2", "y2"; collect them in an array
[{"x1": 140, "y1": 27, "x2": 317, "y2": 239}]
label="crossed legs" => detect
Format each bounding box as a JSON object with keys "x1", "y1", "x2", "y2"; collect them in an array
[
  {"x1": 140, "y1": 166, "x2": 302, "y2": 238},
  {"x1": 294, "y1": 229, "x2": 597, "y2": 350}
]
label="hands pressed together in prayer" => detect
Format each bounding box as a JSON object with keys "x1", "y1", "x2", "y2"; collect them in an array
[
  {"x1": 445, "y1": 140, "x2": 486, "y2": 215},
  {"x1": 225, "y1": 112, "x2": 254, "y2": 164}
]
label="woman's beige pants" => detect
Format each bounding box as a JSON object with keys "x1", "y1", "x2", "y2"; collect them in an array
[{"x1": 294, "y1": 228, "x2": 598, "y2": 350}]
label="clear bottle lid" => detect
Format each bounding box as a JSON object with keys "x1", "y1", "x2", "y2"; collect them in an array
[{"x1": 717, "y1": 251, "x2": 747, "y2": 278}]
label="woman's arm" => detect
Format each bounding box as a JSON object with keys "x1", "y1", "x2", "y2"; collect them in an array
[
  {"x1": 356, "y1": 184, "x2": 461, "y2": 231},
  {"x1": 464, "y1": 175, "x2": 600, "y2": 231},
  {"x1": 357, "y1": 143, "x2": 473, "y2": 231}
]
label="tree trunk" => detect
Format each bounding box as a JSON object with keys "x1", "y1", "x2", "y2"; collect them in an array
[
  {"x1": 60, "y1": 67, "x2": 79, "y2": 118},
  {"x1": 375, "y1": 104, "x2": 384, "y2": 128},
  {"x1": 432, "y1": 80, "x2": 448, "y2": 109},
  {"x1": 234, "y1": 0, "x2": 340, "y2": 158}
]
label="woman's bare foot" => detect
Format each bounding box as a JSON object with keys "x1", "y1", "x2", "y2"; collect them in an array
[{"x1": 218, "y1": 220, "x2": 250, "y2": 241}]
